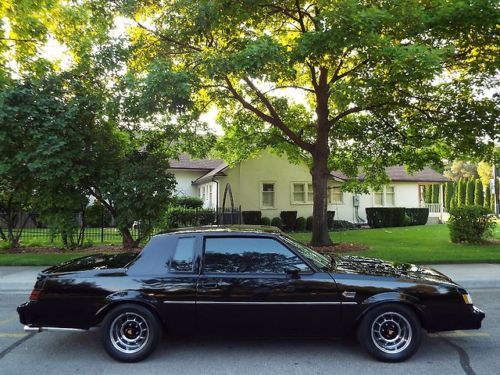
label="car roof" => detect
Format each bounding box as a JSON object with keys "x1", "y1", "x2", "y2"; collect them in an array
[{"x1": 155, "y1": 225, "x2": 283, "y2": 237}]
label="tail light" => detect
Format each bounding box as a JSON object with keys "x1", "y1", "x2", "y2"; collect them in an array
[{"x1": 29, "y1": 288, "x2": 42, "y2": 301}]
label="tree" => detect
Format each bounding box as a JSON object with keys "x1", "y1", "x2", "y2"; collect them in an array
[
  {"x1": 484, "y1": 185, "x2": 491, "y2": 211},
  {"x1": 444, "y1": 182, "x2": 454, "y2": 211},
  {"x1": 81, "y1": 0, "x2": 498, "y2": 246},
  {"x1": 424, "y1": 185, "x2": 432, "y2": 204},
  {"x1": 443, "y1": 160, "x2": 478, "y2": 181},
  {"x1": 477, "y1": 161, "x2": 493, "y2": 189},
  {"x1": 474, "y1": 179, "x2": 484, "y2": 207},
  {"x1": 465, "y1": 179, "x2": 475, "y2": 206}
]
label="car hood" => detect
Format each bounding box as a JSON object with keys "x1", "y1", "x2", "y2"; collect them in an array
[
  {"x1": 42, "y1": 253, "x2": 138, "y2": 275},
  {"x1": 332, "y1": 255, "x2": 455, "y2": 285}
]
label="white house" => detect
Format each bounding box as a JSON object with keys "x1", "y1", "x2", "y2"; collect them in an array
[{"x1": 168, "y1": 150, "x2": 449, "y2": 223}]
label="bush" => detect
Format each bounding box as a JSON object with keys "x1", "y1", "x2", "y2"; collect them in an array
[
  {"x1": 332, "y1": 220, "x2": 357, "y2": 230},
  {"x1": 365, "y1": 207, "x2": 406, "y2": 228},
  {"x1": 404, "y1": 208, "x2": 429, "y2": 226},
  {"x1": 280, "y1": 211, "x2": 297, "y2": 231},
  {"x1": 260, "y1": 217, "x2": 271, "y2": 226},
  {"x1": 174, "y1": 196, "x2": 203, "y2": 209},
  {"x1": 327, "y1": 211, "x2": 335, "y2": 229},
  {"x1": 448, "y1": 206, "x2": 496, "y2": 243},
  {"x1": 271, "y1": 217, "x2": 284, "y2": 230},
  {"x1": 306, "y1": 216, "x2": 313, "y2": 231},
  {"x1": 165, "y1": 208, "x2": 215, "y2": 228},
  {"x1": 242, "y1": 211, "x2": 262, "y2": 225},
  {"x1": 296, "y1": 217, "x2": 306, "y2": 231},
  {"x1": 85, "y1": 203, "x2": 112, "y2": 227}
]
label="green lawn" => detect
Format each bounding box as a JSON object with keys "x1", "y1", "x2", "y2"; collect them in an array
[
  {"x1": 292, "y1": 223, "x2": 500, "y2": 264},
  {"x1": 0, "y1": 223, "x2": 499, "y2": 266}
]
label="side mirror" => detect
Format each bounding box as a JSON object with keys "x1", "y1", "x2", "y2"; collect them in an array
[{"x1": 284, "y1": 266, "x2": 300, "y2": 279}]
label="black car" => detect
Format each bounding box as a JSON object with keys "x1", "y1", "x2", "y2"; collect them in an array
[{"x1": 18, "y1": 226, "x2": 484, "y2": 363}]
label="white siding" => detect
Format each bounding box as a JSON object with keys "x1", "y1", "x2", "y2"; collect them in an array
[{"x1": 169, "y1": 170, "x2": 205, "y2": 197}]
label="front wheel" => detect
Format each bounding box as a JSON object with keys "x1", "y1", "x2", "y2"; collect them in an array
[
  {"x1": 357, "y1": 304, "x2": 422, "y2": 362},
  {"x1": 101, "y1": 303, "x2": 162, "y2": 362}
]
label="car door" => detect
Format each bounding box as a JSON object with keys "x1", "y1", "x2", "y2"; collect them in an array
[{"x1": 196, "y1": 234, "x2": 340, "y2": 336}]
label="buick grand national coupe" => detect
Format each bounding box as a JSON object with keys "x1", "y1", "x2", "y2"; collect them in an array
[{"x1": 18, "y1": 226, "x2": 485, "y2": 363}]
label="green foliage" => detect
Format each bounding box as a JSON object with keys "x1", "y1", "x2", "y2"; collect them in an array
[
  {"x1": 366, "y1": 208, "x2": 406, "y2": 228},
  {"x1": 465, "y1": 179, "x2": 475, "y2": 206},
  {"x1": 474, "y1": 179, "x2": 484, "y2": 206},
  {"x1": 404, "y1": 208, "x2": 429, "y2": 226},
  {"x1": 449, "y1": 194, "x2": 456, "y2": 211},
  {"x1": 331, "y1": 220, "x2": 357, "y2": 231},
  {"x1": 296, "y1": 217, "x2": 306, "y2": 231},
  {"x1": 306, "y1": 216, "x2": 313, "y2": 231},
  {"x1": 260, "y1": 217, "x2": 271, "y2": 226},
  {"x1": 424, "y1": 185, "x2": 432, "y2": 204},
  {"x1": 484, "y1": 185, "x2": 491, "y2": 209},
  {"x1": 164, "y1": 208, "x2": 215, "y2": 228},
  {"x1": 85, "y1": 203, "x2": 112, "y2": 227},
  {"x1": 457, "y1": 178, "x2": 467, "y2": 207},
  {"x1": 327, "y1": 211, "x2": 336, "y2": 230},
  {"x1": 280, "y1": 211, "x2": 297, "y2": 231},
  {"x1": 432, "y1": 184, "x2": 440, "y2": 204},
  {"x1": 242, "y1": 211, "x2": 262, "y2": 225},
  {"x1": 444, "y1": 182, "x2": 454, "y2": 210},
  {"x1": 271, "y1": 217, "x2": 283, "y2": 230},
  {"x1": 174, "y1": 196, "x2": 203, "y2": 209},
  {"x1": 448, "y1": 206, "x2": 496, "y2": 243}
]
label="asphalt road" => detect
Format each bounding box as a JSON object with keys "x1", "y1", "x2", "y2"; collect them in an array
[{"x1": 0, "y1": 288, "x2": 498, "y2": 375}]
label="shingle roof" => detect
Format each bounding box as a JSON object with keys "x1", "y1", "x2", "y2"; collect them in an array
[
  {"x1": 168, "y1": 154, "x2": 224, "y2": 170},
  {"x1": 331, "y1": 166, "x2": 448, "y2": 183},
  {"x1": 193, "y1": 162, "x2": 228, "y2": 184}
]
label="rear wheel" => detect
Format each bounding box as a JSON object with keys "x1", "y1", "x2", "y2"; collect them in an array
[
  {"x1": 101, "y1": 303, "x2": 162, "y2": 362},
  {"x1": 357, "y1": 303, "x2": 422, "y2": 362}
]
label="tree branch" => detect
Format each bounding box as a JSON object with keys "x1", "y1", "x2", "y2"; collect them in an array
[
  {"x1": 0, "y1": 37, "x2": 37, "y2": 43},
  {"x1": 329, "y1": 58, "x2": 369, "y2": 86},
  {"x1": 135, "y1": 21, "x2": 202, "y2": 52},
  {"x1": 224, "y1": 77, "x2": 313, "y2": 152}
]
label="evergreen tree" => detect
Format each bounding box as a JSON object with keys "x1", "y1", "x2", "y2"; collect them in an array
[
  {"x1": 449, "y1": 194, "x2": 456, "y2": 211},
  {"x1": 474, "y1": 179, "x2": 484, "y2": 206},
  {"x1": 444, "y1": 182, "x2": 454, "y2": 210},
  {"x1": 484, "y1": 185, "x2": 491, "y2": 210},
  {"x1": 432, "y1": 184, "x2": 440, "y2": 204},
  {"x1": 424, "y1": 185, "x2": 432, "y2": 204},
  {"x1": 465, "y1": 178, "x2": 475, "y2": 205},
  {"x1": 457, "y1": 179, "x2": 463, "y2": 206}
]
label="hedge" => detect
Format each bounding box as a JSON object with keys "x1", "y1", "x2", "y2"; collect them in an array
[
  {"x1": 296, "y1": 217, "x2": 306, "y2": 231},
  {"x1": 242, "y1": 211, "x2": 262, "y2": 225},
  {"x1": 366, "y1": 207, "x2": 406, "y2": 228},
  {"x1": 306, "y1": 216, "x2": 313, "y2": 231},
  {"x1": 174, "y1": 196, "x2": 203, "y2": 209},
  {"x1": 448, "y1": 206, "x2": 496, "y2": 243},
  {"x1": 260, "y1": 217, "x2": 271, "y2": 226},
  {"x1": 280, "y1": 211, "x2": 297, "y2": 231},
  {"x1": 165, "y1": 208, "x2": 215, "y2": 228},
  {"x1": 271, "y1": 217, "x2": 283, "y2": 230},
  {"x1": 404, "y1": 208, "x2": 429, "y2": 226},
  {"x1": 327, "y1": 211, "x2": 335, "y2": 229}
]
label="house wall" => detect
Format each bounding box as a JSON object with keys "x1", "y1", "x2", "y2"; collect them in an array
[
  {"x1": 197, "y1": 181, "x2": 218, "y2": 208},
  {"x1": 168, "y1": 169, "x2": 205, "y2": 197},
  {"x1": 215, "y1": 151, "x2": 426, "y2": 223}
]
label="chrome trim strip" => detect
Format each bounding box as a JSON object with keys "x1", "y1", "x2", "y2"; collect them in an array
[
  {"x1": 163, "y1": 300, "x2": 358, "y2": 305},
  {"x1": 24, "y1": 325, "x2": 87, "y2": 332}
]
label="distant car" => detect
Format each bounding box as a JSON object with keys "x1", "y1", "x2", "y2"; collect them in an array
[{"x1": 18, "y1": 226, "x2": 484, "y2": 362}]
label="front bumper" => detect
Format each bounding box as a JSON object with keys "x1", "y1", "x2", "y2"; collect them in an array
[{"x1": 427, "y1": 304, "x2": 485, "y2": 332}]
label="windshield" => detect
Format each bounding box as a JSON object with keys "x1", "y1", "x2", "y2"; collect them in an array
[{"x1": 280, "y1": 234, "x2": 332, "y2": 271}]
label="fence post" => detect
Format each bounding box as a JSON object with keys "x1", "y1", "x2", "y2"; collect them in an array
[{"x1": 100, "y1": 209, "x2": 104, "y2": 243}]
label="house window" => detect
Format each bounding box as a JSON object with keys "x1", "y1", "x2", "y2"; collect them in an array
[
  {"x1": 328, "y1": 185, "x2": 343, "y2": 204},
  {"x1": 261, "y1": 183, "x2": 275, "y2": 208},
  {"x1": 292, "y1": 182, "x2": 313, "y2": 204},
  {"x1": 373, "y1": 186, "x2": 395, "y2": 206}
]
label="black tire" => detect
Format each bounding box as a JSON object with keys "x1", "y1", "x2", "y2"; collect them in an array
[
  {"x1": 101, "y1": 303, "x2": 162, "y2": 362},
  {"x1": 357, "y1": 303, "x2": 422, "y2": 362}
]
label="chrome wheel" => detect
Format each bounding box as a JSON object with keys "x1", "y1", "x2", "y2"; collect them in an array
[
  {"x1": 370, "y1": 311, "x2": 412, "y2": 354},
  {"x1": 109, "y1": 312, "x2": 150, "y2": 354}
]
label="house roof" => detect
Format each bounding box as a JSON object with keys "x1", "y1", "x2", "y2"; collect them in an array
[
  {"x1": 193, "y1": 162, "x2": 228, "y2": 185},
  {"x1": 168, "y1": 154, "x2": 224, "y2": 170},
  {"x1": 331, "y1": 166, "x2": 448, "y2": 183}
]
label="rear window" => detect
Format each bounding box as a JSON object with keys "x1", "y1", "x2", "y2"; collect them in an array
[{"x1": 170, "y1": 237, "x2": 196, "y2": 272}]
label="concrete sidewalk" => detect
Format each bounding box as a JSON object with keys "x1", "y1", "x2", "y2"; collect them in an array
[{"x1": 1, "y1": 264, "x2": 499, "y2": 292}]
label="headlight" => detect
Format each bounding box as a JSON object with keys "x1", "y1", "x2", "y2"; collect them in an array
[{"x1": 462, "y1": 293, "x2": 473, "y2": 305}]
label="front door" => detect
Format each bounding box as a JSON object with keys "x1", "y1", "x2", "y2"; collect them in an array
[{"x1": 196, "y1": 235, "x2": 340, "y2": 336}]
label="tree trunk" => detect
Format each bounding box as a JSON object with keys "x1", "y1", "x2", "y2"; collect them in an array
[
  {"x1": 310, "y1": 141, "x2": 333, "y2": 247},
  {"x1": 121, "y1": 227, "x2": 139, "y2": 249}
]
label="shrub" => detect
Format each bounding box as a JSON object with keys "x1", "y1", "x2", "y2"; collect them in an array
[
  {"x1": 280, "y1": 211, "x2": 297, "y2": 231},
  {"x1": 271, "y1": 217, "x2": 283, "y2": 230},
  {"x1": 365, "y1": 207, "x2": 406, "y2": 228},
  {"x1": 242, "y1": 211, "x2": 262, "y2": 225},
  {"x1": 165, "y1": 208, "x2": 215, "y2": 228},
  {"x1": 331, "y1": 220, "x2": 356, "y2": 230},
  {"x1": 174, "y1": 196, "x2": 203, "y2": 209},
  {"x1": 306, "y1": 216, "x2": 313, "y2": 231},
  {"x1": 448, "y1": 206, "x2": 496, "y2": 243},
  {"x1": 327, "y1": 211, "x2": 335, "y2": 229},
  {"x1": 296, "y1": 217, "x2": 306, "y2": 231},
  {"x1": 404, "y1": 208, "x2": 429, "y2": 226},
  {"x1": 260, "y1": 217, "x2": 271, "y2": 226}
]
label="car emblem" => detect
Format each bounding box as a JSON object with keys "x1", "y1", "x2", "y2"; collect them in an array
[{"x1": 342, "y1": 291, "x2": 356, "y2": 299}]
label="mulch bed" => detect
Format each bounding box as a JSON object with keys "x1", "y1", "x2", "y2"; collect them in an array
[
  {"x1": 5, "y1": 246, "x2": 138, "y2": 254},
  {"x1": 311, "y1": 242, "x2": 369, "y2": 256}
]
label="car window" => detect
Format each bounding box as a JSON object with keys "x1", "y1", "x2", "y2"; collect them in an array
[
  {"x1": 203, "y1": 237, "x2": 311, "y2": 273},
  {"x1": 170, "y1": 237, "x2": 196, "y2": 272}
]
